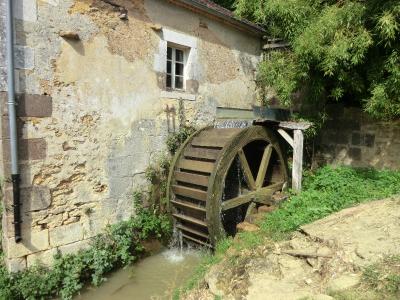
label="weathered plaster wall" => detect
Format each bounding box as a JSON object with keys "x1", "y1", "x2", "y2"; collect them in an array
[
  {"x1": 314, "y1": 105, "x2": 400, "y2": 170},
  {"x1": 0, "y1": 0, "x2": 261, "y2": 270}
]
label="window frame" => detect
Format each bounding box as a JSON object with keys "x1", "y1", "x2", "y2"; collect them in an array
[{"x1": 166, "y1": 45, "x2": 187, "y2": 91}]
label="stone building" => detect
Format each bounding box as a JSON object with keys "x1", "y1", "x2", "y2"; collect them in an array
[{"x1": 0, "y1": 0, "x2": 264, "y2": 271}]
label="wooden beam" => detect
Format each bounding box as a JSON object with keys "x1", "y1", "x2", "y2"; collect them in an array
[
  {"x1": 255, "y1": 145, "x2": 272, "y2": 189},
  {"x1": 277, "y1": 129, "x2": 294, "y2": 148},
  {"x1": 292, "y1": 129, "x2": 304, "y2": 192},
  {"x1": 279, "y1": 121, "x2": 312, "y2": 130},
  {"x1": 238, "y1": 149, "x2": 256, "y2": 190},
  {"x1": 221, "y1": 182, "x2": 283, "y2": 210}
]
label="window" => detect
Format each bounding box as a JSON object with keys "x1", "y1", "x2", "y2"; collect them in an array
[{"x1": 166, "y1": 46, "x2": 185, "y2": 90}]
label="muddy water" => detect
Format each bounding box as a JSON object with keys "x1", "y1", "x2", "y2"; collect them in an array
[{"x1": 76, "y1": 249, "x2": 200, "y2": 300}]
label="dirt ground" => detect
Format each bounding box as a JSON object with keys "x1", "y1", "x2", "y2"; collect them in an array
[{"x1": 184, "y1": 196, "x2": 400, "y2": 300}]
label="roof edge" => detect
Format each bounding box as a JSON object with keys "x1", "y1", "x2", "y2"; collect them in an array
[{"x1": 169, "y1": 0, "x2": 266, "y2": 37}]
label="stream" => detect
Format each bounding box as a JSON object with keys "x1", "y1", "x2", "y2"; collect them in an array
[{"x1": 75, "y1": 249, "x2": 200, "y2": 300}]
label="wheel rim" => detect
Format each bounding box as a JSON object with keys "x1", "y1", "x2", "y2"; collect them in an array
[
  {"x1": 168, "y1": 126, "x2": 288, "y2": 247},
  {"x1": 207, "y1": 126, "x2": 288, "y2": 244}
]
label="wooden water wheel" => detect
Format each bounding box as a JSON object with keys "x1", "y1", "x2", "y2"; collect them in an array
[{"x1": 167, "y1": 125, "x2": 289, "y2": 247}]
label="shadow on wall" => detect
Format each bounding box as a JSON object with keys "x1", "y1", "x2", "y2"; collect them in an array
[{"x1": 314, "y1": 104, "x2": 400, "y2": 170}]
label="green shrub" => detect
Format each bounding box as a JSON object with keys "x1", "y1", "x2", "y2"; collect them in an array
[
  {"x1": 166, "y1": 125, "x2": 196, "y2": 155},
  {"x1": 0, "y1": 203, "x2": 172, "y2": 300}
]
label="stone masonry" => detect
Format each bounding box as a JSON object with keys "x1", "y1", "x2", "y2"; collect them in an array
[
  {"x1": 315, "y1": 105, "x2": 400, "y2": 169},
  {"x1": 0, "y1": 0, "x2": 262, "y2": 271}
]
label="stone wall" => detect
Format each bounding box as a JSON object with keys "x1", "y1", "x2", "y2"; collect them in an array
[
  {"x1": 0, "y1": 0, "x2": 261, "y2": 270},
  {"x1": 315, "y1": 105, "x2": 400, "y2": 170}
]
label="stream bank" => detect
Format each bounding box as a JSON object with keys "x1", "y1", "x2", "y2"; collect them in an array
[
  {"x1": 184, "y1": 197, "x2": 400, "y2": 300},
  {"x1": 76, "y1": 248, "x2": 201, "y2": 300}
]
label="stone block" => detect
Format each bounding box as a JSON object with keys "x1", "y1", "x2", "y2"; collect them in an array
[
  {"x1": 21, "y1": 186, "x2": 51, "y2": 212},
  {"x1": 334, "y1": 132, "x2": 349, "y2": 145},
  {"x1": 14, "y1": 46, "x2": 34, "y2": 70},
  {"x1": 49, "y1": 222, "x2": 83, "y2": 247},
  {"x1": 108, "y1": 176, "x2": 133, "y2": 198},
  {"x1": 107, "y1": 157, "x2": 135, "y2": 178},
  {"x1": 19, "y1": 138, "x2": 47, "y2": 161},
  {"x1": 13, "y1": 0, "x2": 37, "y2": 22},
  {"x1": 17, "y1": 94, "x2": 53, "y2": 117},
  {"x1": 58, "y1": 239, "x2": 91, "y2": 256},
  {"x1": 83, "y1": 217, "x2": 106, "y2": 239},
  {"x1": 4, "y1": 229, "x2": 49, "y2": 258},
  {"x1": 348, "y1": 147, "x2": 361, "y2": 161},
  {"x1": 26, "y1": 248, "x2": 57, "y2": 268},
  {"x1": 364, "y1": 133, "x2": 375, "y2": 147},
  {"x1": 1, "y1": 115, "x2": 24, "y2": 139},
  {"x1": 351, "y1": 132, "x2": 361, "y2": 146},
  {"x1": 5, "y1": 257, "x2": 27, "y2": 272},
  {"x1": 0, "y1": 67, "x2": 6, "y2": 91}
]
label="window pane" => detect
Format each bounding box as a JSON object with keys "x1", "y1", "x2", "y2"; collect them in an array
[
  {"x1": 167, "y1": 47, "x2": 172, "y2": 59},
  {"x1": 175, "y1": 49, "x2": 184, "y2": 62},
  {"x1": 175, "y1": 76, "x2": 183, "y2": 89},
  {"x1": 167, "y1": 61, "x2": 172, "y2": 74},
  {"x1": 175, "y1": 63, "x2": 183, "y2": 76},
  {"x1": 166, "y1": 74, "x2": 172, "y2": 88}
]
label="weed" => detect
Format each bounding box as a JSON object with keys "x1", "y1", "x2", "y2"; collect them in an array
[
  {"x1": 166, "y1": 125, "x2": 196, "y2": 155},
  {"x1": 0, "y1": 201, "x2": 172, "y2": 300}
]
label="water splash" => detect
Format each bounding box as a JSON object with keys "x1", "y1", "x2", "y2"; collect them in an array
[{"x1": 178, "y1": 230, "x2": 183, "y2": 254}]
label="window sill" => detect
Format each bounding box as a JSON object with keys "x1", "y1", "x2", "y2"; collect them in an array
[{"x1": 160, "y1": 90, "x2": 196, "y2": 101}]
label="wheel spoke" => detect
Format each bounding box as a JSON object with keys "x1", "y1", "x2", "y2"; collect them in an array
[
  {"x1": 255, "y1": 144, "x2": 273, "y2": 189},
  {"x1": 238, "y1": 149, "x2": 256, "y2": 190},
  {"x1": 221, "y1": 182, "x2": 284, "y2": 211}
]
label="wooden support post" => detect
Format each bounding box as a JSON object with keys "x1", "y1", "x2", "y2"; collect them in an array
[
  {"x1": 253, "y1": 120, "x2": 312, "y2": 192},
  {"x1": 292, "y1": 129, "x2": 304, "y2": 192}
]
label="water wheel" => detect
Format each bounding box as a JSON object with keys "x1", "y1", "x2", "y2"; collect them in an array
[{"x1": 167, "y1": 125, "x2": 289, "y2": 247}]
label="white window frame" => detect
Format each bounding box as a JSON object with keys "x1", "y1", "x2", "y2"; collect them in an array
[
  {"x1": 154, "y1": 28, "x2": 199, "y2": 101},
  {"x1": 166, "y1": 45, "x2": 186, "y2": 91}
]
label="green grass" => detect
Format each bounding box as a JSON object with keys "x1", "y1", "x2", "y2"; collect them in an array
[
  {"x1": 179, "y1": 165, "x2": 400, "y2": 297},
  {"x1": 260, "y1": 166, "x2": 400, "y2": 239}
]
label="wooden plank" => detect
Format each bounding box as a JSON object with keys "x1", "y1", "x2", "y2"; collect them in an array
[
  {"x1": 184, "y1": 147, "x2": 220, "y2": 160},
  {"x1": 173, "y1": 213, "x2": 207, "y2": 227},
  {"x1": 238, "y1": 149, "x2": 256, "y2": 190},
  {"x1": 191, "y1": 136, "x2": 227, "y2": 148},
  {"x1": 292, "y1": 129, "x2": 304, "y2": 192},
  {"x1": 279, "y1": 121, "x2": 312, "y2": 130},
  {"x1": 172, "y1": 185, "x2": 207, "y2": 201},
  {"x1": 177, "y1": 224, "x2": 209, "y2": 239},
  {"x1": 216, "y1": 107, "x2": 255, "y2": 119},
  {"x1": 221, "y1": 182, "x2": 284, "y2": 210},
  {"x1": 255, "y1": 145, "x2": 273, "y2": 189},
  {"x1": 182, "y1": 233, "x2": 213, "y2": 248},
  {"x1": 174, "y1": 171, "x2": 209, "y2": 186},
  {"x1": 171, "y1": 199, "x2": 206, "y2": 212},
  {"x1": 178, "y1": 159, "x2": 214, "y2": 173},
  {"x1": 277, "y1": 129, "x2": 294, "y2": 148}
]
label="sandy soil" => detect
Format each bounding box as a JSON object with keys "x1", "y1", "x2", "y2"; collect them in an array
[{"x1": 184, "y1": 196, "x2": 400, "y2": 300}]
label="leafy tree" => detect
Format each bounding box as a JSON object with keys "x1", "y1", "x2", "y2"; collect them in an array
[
  {"x1": 214, "y1": 0, "x2": 236, "y2": 10},
  {"x1": 234, "y1": 0, "x2": 400, "y2": 119}
]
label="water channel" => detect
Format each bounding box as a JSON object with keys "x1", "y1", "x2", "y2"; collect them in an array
[{"x1": 75, "y1": 249, "x2": 200, "y2": 300}]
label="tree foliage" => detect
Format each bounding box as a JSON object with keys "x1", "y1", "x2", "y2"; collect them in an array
[{"x1": 235, "y1": 0, "x2": 400, "y2": 119}]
